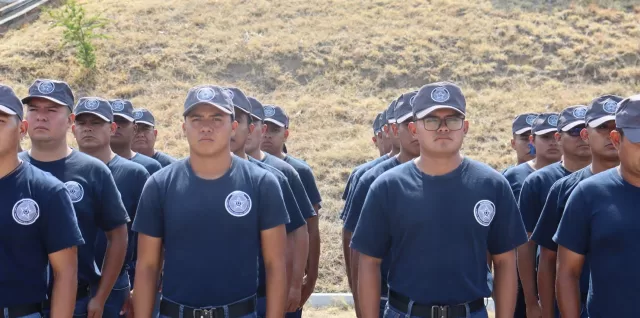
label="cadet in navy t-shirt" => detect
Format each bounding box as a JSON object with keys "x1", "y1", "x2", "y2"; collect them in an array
[
  {"x1": 71, "y1": 96, "x2": 150, "y2": 317},
  {"x1": 0, "y1": 84, "x2": 84, "y2": 317},
  {"x1": 109, "y1": 99, "x2": 162, "y2": 175},
  {"x1": 131, "y1": 108, "x2": 177, "y2": 167},
  {"x1": 352, "y1": 82, "x2": 527, "y2": 318},
  {"x1": 21, "y1": 79, "x2": 131, "y2": 318},
  {"x1": 132, "y1": 85, "x2": 289, "y2": 318},
  {"x1": 554, "y1": 94, "x2": 639, "y2": 318}
]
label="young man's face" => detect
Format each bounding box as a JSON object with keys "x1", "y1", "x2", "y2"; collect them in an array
[
  {"x1": 583, "y1": 121, "x2": 617, "y2": 161},
  {"x1": 375, "y1": 131, "x2": 385, "y2": 155},
  {"x1": 132, "y1": 123, "x2": 157, "y2": 154},
  {"x1": 0, "y1": 113, "x2": 25, "y2": 157},
  {"x1": 72, "y1": 113, "x2": 115, "y2": 151},
  {"x1": 557, "y1": 125, "x2": 591, "y2": 159},
  {"x1": 25, "y1": 98, "x2": 72, "y2": 143},
  {"x1": 110, "y1": 116, "x2": 136, "y2": 148},
  {"x1": 395, "y1": 121, "x2": 420, "y2": 158},
  {"x1": 182, "y1": 104, "x2": 237, "y2": 157},
  {"x1": 245, "y1": 119, "x2": 265, "y2": 154},
  {"x1": 411, "y1": 108, "x2": 468, "y2": 157},
  {"x1": 262, "y1": 122, "x2": 286, "y2": 156},
  {"x1": 511, "y1": 132, "x2": 535, "y2": 163},
  {"x1": 613, "y1": 129, "x2": 640, "y2": 175},
  {"x1": 229, "y1": 111, "x2": 254, "y2": 153},
  {"x1": 531, "y1": 132, "x2": 562, "y2": 162}
]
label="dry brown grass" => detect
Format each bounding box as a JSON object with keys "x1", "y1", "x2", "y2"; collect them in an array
[{"x1": 3, "y1": 0, "x2": 640, "y2": 293}]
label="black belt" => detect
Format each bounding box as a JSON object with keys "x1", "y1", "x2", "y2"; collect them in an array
[
  {"x1": 42, "y1": 284, "x2": 91, "y2": 308},
  {"x1": 389, "y1": 290, "x2": 485, "y2": 318},
  {"x1": 160, "y1": 296, "x2": 256, "y2": 318},
  {"x1": 1, "y1": 303, "x2": 41, "y2": 318}
]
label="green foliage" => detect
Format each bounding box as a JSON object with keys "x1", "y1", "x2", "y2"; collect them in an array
[{"x1": 46, "y1": 0, "x2": 109, "y2": 69}]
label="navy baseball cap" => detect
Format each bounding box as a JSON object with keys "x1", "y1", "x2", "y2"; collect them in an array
[
  {"x1": 386, "y1": 99, "x2": 398, "y2": 124},
  {"x1": 615, "y1": 95, "x2": 640, "y2": 143},
  {"x1": 586, "y1": 95, "x2": 624, "y2": 128},
  {"x1": 132, "y1": 108, "x2": 155, "y2": 126},
  {"x1": 183, "y1": 85, "x2": 234, "y2": 117},
  {"x1": 394, "y1": 91, "x2": 418, "y2": 124},
  {"x1": 558, "y1": 105, "x2": 588, "y2": 132},
  {"x1": 22, "y1": 79, "x2": 75, "y2": 110},
  {"x1": 380, "y1": 109, "x2": 388, "y2": 128},
  {"x1": 512, "y1": 113, "x2": 538, "y2": 135},
  {"x1": 248, "y1": 97, "x2": 264, "y2": 121},
  {"x1": 263, "y1": 105, "x2": 289, "y2": 128},
  {"x1": 74, "y1": 97, "x2": 113, "y2": 122},
  {"x1": 532, "y1": 112, "x2": 560, "y2": 135},
  {"x1": 109, "y1": 99, "x2": 135, "y2": 122},
  {"x1": 372, "y1": 113, "x2": 382, "y2": 135},
  {"x1": 224, "y1": 87, "x2": 252, "y2": 115},
  {"x1": 0, "y1": 84, "x2": 24, "y2": 120},
  {"x1": 412, "y1": 82, "x2": 466, "y2": 119}
]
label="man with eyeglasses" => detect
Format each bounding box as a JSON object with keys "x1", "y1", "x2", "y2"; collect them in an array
[
  {"x1": 532, "y1": 95, "x2": 622, "y2": 318},
  {"x1": 352, "y1": 82, "x2": 527, "y2": 318},
  {"x1": 554, "y1": 94, "x2": 640, "y2": 318},
  {"x1": 517, "y1": 108, "x2": 591, "y2": 318},
  {"x1": 131, "y1": 108, "x2": 177, "y2": 168}
]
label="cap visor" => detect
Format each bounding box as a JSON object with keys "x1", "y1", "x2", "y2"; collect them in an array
[
  {"x1": 234, "y1": 106, "x2": 251, "y2": 115},
  {"x1": 114, "y1": 113, "x2": 135, "y2": 122},
  {"x1": 264, "y1": 118, "x2": 286, "y2": 127},
  {"x1": 561, "y1": 120, "x2": 586, "y2": 131},
  {"x1": 396, "y1": 112, "x2": 414, "y2": 124},
  {"x1": 623, "y1": 128, "x2": 640, "y2": 143},
  {"x1": 75, "y1": 111, "x2": 110, "y2": 122},
  {"x1": 415, "y1": 105, "x2": 465, "y2": 120},
  {"x1": 588, "y1": 115, "x2": 616, "y2": 127},
  {"x1": 388, "y1": 118, "x2": 396, "y2": 124},
  {"x1": 0, "y1": 105, "x2": 17, "y2": 116},
  {"x1": 514, "y1": 127, "x2": 532, "y2": 135},
  {"x1": 22, "y1": 95, "x2": 69, "y2": 107},
  {"x1": 534, "y1": 128, "x2": 558, "y2": 135},
  {"x1": 183, "y1": 102, "x2": 233, "y2": 117},
  {"x1": 135, "y1": 120, "x2": 154, "y2": 127},
  {"x1": 250, "y1": 114, "x2": 263, "y2": 121}
]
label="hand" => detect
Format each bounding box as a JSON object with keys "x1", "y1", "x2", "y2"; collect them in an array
[
  {"x1": 120, "y1": 290, "x2": 134, "y2": 318},
  {"x1": 87, "y1": 296, "x2": 106, "y2": 318},
  {"x1": 526, "y1": 301, "x2": 542, "y2": 318},
  {"x1": 298, "y1": 275, "x2": 315, "y2": 308},
  {"x1": 286, "y1": 287, "x2": 302, "y2": 313}
]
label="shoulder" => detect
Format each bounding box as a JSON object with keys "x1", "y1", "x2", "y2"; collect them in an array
[
  {"x1": 147, "y1": 158, "x2": 188, "y2": 185},
  {"x1": 575, "y1": 168, "x2": 618, "y2": 192},
  {"x1": 465, "y1": 158, "x2": 509, "y2": 185},
  {"x1": 115, "y1": 156, "x2": 150, "y2": 177},
  {"x1": 251, "y1": 158, "x2": 287, "y2": 181},
  {"x1": 137, "y1": 153, "x2": 163, "y2": 168},
  {"x1": 266, "y1": 154, "x2": 299, "y2": 176},
  {"x1": 23, "y1": 162, "x2": 67, "y2": 193},
  {"x1": 70, "y1": 150, "x2": 113, "y2": 176}
]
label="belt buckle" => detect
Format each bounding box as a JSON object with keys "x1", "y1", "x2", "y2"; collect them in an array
[
  {"x1": 193, "y1": 308, "x2": 214, "y2": 318},
  {"x1": 431, "y1": 305, "x2": 448, "y2": 318}
]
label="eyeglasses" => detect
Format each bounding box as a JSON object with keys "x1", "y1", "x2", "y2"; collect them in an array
[
  {"x1": 421, "y1": 116, "x2": 464, "y2": 131},
  {"x1": 564, "y1": 125, "x2": 585, "y2": 137},
  {"x1": 595, "y1": 122, "x2": 616, "y2": 133}
]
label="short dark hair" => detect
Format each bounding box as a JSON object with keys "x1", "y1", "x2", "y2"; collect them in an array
[{"x1": 235, "y1": 110, "x2": 253, "y2": 125}]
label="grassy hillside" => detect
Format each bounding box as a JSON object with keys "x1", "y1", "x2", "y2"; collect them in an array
[{"x1": 3, "y1": 0, "x2": 639, "y2": 292}]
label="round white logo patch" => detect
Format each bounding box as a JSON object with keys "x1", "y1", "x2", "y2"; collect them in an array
[
  {"x1": 572, "y1": 107, "x2": 587, "y2": 119},
  {"x1": 65, "y1": 181, "x2": 84, "y2": 203},
  {"x1": 13, "y1": 198, "x2": 40, "y2": 225},
  {"x1": 603, "y1": 99, "x2": 618, "y2": 114},
  {"x1": 111, "y1": 100, "x2": 125, "y2": 112},
  {"x1": 37, "y1": 81, "x2": 55, "y2": 94},
  {"x1": 225, "y1": 191, "x2": 252, "y2": 217},
  {"x1": 263, "y1": 106, "x2": 276, "y2": 117},
  {"x1": 431, "y1": 87, "x2": 450, "y2": 103},
  {"x1": 197, "y1": 87, "x2": 216, "y2": 101},
  {"x1": 84, "y1": 98, "x2": 100, "y2": 110},
  {"x1": 547, "y1": 115, "x2": 559, "y2": 127},
  {"x1": 133, "y1": 109, "x2": 145, "y2": 119},
  {"x1": 525, "y1": 114, "x2": 537, "y2": 125},
  {"x1": 222, "y1": 89, "x2": 235, "y2": 101},
  {"x1": 474, "y1": 200, "x2": 495, "y2": 227},
  {"x1": 409, "y1": 95, "x2": 417, "y2": 107}
]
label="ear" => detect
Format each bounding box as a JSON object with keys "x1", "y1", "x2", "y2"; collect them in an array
[
  {"x1": 611, "y1": 130, "x2": 622, "y2": 150},
  {"x1": 529, "y1": 135, "x2": 535, "y2": 143},
  {"x1": 284, "y1": 129, "x2": 289, "y2": 141},
  {"x1": 372, "y1": 136, "x2": 377, "y2": 144},
  {"x1": 261, "y1": 124, "x2": 267, "y2": 134},
  {"x1": 248, "y1": 123, "x2": 256, "y2": 134},
  {"x1": 391, "y1": 123, "x2": 399, "y2": 136},
  {"x1": 71, "y1": 124, "x2": 76, "y2": 135},
  {"x1": 68, "y1": 113, "x2": 75, "y2": 125},
  {"x1": 110, "y1": 122, "x2": 118, "y2": 135},
  {"x1": 383, "y1": 124, "x2": 390, "y2": 136},
  {"x1": 231, "y1": 120, "x2": 239, "y2": 132},
  {"x1": 133, "y1": 123, "x2": 139, "y2": 133},
  {"x1": 554, "y1": 132, "x2": 561, "y2": 142},
  {"x1": 510, "y1": 138, "x2": 516, "y2": 150},
  {"x1": 580, "y1": 128, "x2": 589, "y2": 142},
  {"x1": 19, "y1": 120, "x2": 28, "y2": 137},
  {"x1": 182, "y1": 122, "x2": 186, "y2": 135},
  {"x1": 462, "y1": 120, "x2": 469, "y2": 134},
  {"x1": 408, "y1": 122, "x2": 417, "y2": 138},
  {"x1": 153, "y1": 129, "x2": 158, "y2": 137}
]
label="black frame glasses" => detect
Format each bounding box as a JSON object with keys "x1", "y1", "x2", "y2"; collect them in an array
[{"x1": 421, "y1": 116, "x2": 465, "y2": 131}]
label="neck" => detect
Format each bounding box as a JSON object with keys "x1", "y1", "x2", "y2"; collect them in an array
[
  {"x1": 591, "y1": 155, "x2": 619, "y2": 175},
  {"x1": 414, "y1": 152, "x2": 464, "y2": 176},
  {"x1": 233, "y1": 148, "x2": 248, "y2": 160},
  {"x1": 388, "y1": 145, "x2": 401, "y2": 157},
  {"x1": 246, "y1": 146, "x2": 264, "y2": 161},
  {"x1": 397, "y1": 149, "x2": 417, "y2": 164},
  {"x1": 532, "y1": 156, "x2": 556, "y2": 170},
  {"x1": 275, "y1": 151, "x2": 286, "y2": 160},
  {"x1": 137, "y1": 147, "x2": 155, "y2": 158},
  {"x1": 0, "y1": 152, "x2": 20, "y2": 179},
  {"x1": 80, "y1": 145, "x2": 115, "y2": 165},
  {"x1": 618, "y1": 165, "x2": 640, "y2": 188},
  {"x1": 189, "y1": 149, "x2": 233, "y2": 180},
  {"x1": 29, "y1": 139, "x2": 72, "y2": 162},
  {"x1": 112, "y1": 143, "x2": 134, "y2": 159},
  {"x1": 561, "y1": 155, "x2": 591, "y2": 173}
]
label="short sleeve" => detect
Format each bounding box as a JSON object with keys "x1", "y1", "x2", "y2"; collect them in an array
[
  {"x1": 531, "y1": 183, "x2": 562, "y2": 251},
  {"x1": 288, "y1": 171, "x2": 316, "y2": 219},
  {"x1": 279, "y1": 177, "x2": 306, "y2": 233},
  {"x1": 342, "y1": 173, "x2": 354, "y2": 201},
  {"x1": 299, "y1": 167, "x2": 322, "y2": 206},
  {"x1": 96, "y1": 169, "x2": 130, "y2": 231},
  {"x1": 147, "y1": 161, "x2": 162, "y2": 175},
  {"x1": 350, "y1": 180, "x2": 391, "y2": 259},
  {"x1": 518, "y1": 177, "x2": 542, "y2": 233},
  {"x1": 42, "y1": 188, "x2": 85, "y2": 253},
  {"x1": 258, "y1": 173, "x2": 290, "y2": 231},
  {"x1": 487, "y1": 180, "x2": 528, "y2": 255},
  {"x1": 130, "y1": 169, "x2": 151, "y2": 220},
  {"x1": 553, "y1": 186, "x2": 591, "y2": 255},
  {"x1": 344, "y1": 175, "x2": 372, "y2": 233},
  {"x1": 132, "y1": 177, "x2": 165, "y2": 238}
]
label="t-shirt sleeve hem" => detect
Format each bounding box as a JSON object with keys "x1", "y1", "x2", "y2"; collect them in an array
[
  {"x1": 47, "y1": 238, "x2": 86, "y2": 255},
  {"x1": 553, "y1": 237, "x2": 587, "y2": 255},
  {"x1": 350, "y1": 241, "x2": 385, "y2": 259},
  {"x1": 488, "y1": 237, "x2": 528, "y2": 255}
]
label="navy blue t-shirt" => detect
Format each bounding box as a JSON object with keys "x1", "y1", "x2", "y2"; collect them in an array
[
  {"x1": 131, "y1": 152, "x2": 162, "y2": 175},
  {"x1": 502, "y1": 162, "x2": 535, "y2": 201},
  {"x1": 519, "y1": 162, "x2": 570, "y2": 233},
  {"x1": 532, "y1": 166, "x2": 593, "y2": 292},
  {"x1": 351, "y1": 158, "x2": 527, "y2": 304},
  {"x1": 132, "y1": 156, "x2": 289, "y2": 307},
  {"x1": 340, "y1": 154, "x2": 389, "y2": 220},
  {"x1": 0, "y1": 162, "x2": 84, "y2": 307},
  {"x1": 19, "y1": 150, "x2": 130, "y2": 286},
  {"x1": 152, "y1": 151, "x2": 177, "y2": 168},
  {"x1": 261, "y1": 153, "x2": 316, "y2": 220},
  {"x1": 95, "y1": 155, "x2": 149, "y2": 272},
  {"x1": 284, "y1": 155, "x2": 322, "y2": 207},
  {"x1": 554, "y1": 168, "x2": 640, "y2": 318}
]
